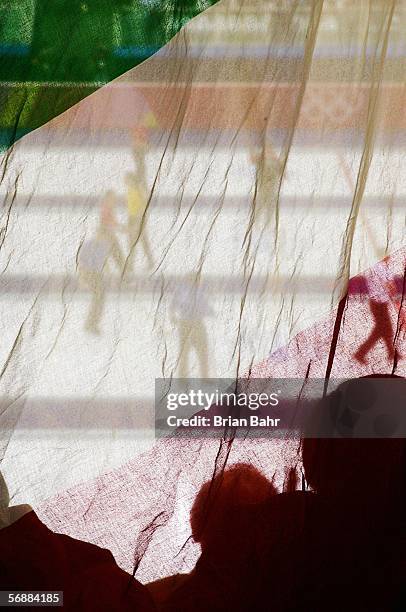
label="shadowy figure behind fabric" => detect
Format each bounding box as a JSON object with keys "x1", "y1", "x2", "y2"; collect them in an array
[{"x1": 150, "y1": 376, "x2": 406, "y2": 611}]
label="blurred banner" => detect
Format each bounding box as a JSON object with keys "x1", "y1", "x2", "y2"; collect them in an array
[{"x1": 0, "y1": 0, "x2": 405, "y2": 583}]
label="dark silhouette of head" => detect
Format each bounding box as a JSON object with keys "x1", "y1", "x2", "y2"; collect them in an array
[
  {"x1": 190, "y1": 463, "x2": 275, "y2": 553},
  {"x1": 301, "y1": 375, "x2": 406, "y2": 515}
]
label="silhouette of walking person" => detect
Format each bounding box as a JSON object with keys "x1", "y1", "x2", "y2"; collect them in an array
[
  {"x1": 171, "y1": 276, "x2": 214, "y2": 377},
  {"x1": 78, "y1": 190, "x2": 125, "y2": 334},
  {"x1": 354, "y1": 298, "x2": 395, "y2": 364},
  {"x1": 124, "y1": 171, "x2": 153, "y2": 272},
  {"x1": 353, "y1": 275, "x2": 396, "y2": 364}
]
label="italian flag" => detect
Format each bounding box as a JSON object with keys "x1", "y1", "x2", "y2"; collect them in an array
[{"x1": 0, "y1": 0, "x2": 405, "y2": 585}]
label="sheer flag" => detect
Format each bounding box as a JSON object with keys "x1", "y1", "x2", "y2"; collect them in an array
[{"x1": 0, "y1": 0, "x2": 405, "y2": 583}]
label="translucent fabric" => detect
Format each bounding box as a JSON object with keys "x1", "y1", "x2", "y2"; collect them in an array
[{"x1": 0, "y1": 0, "x2": 405, "y2": 582}]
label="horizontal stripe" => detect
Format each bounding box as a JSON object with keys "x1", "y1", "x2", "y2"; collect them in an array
[
  {"x1": 0, "y1": 43, "x2": 30, "y2": 56},
  {"x1": 131, "y1": 57, "x2": 406, "y2": 82},
  {"x1": 113, "y1": 45, "x2": 162, "y2": 59},
  {"x1": 43, "y1": 82, "x2": 406, "y2": 132},
  {"x1": 110, "y1": 43, "x2": 406, "y2": 60},
  {"x1": 0, "y1": 274, "x2": 402, "y2": 295},
  {"x1": 2, "y1": 129, "x2": 405, "y2": 150},
  {"x1": 4, "y1": 194, "x2": 405, "y2": 210},
  {"x1": 0, "y1": 397, "x2": 154, "y2": 430},
  {"x1": 2, "y1": 81, "x2": 405, "y2": 89}
]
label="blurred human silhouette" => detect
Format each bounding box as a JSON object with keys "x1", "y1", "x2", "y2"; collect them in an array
[
  {"x1": 78, "y1": 190, "x2": 125, "y2": 334},
  {"x1": 354, "y1": 299, "x2": 396, "y2": 364},
  {"x1": 124, "y1": 171, "x2": 153, "y2": 271},
  {"x1": 351, "y1": 273, "x2": 397, "y2": 365},
  {"x1": 122, "y1": 97, "x2": 158, "y2": 276},
  {"x1": 0, "y1": 470, "x2": 156, "y2": 611},
  {"x1": 147, "y1": 463, "x2": 276, "y2": 611},
  {"x1": 171, "y1": 276, "x2": 214, "y2": 377},
  {"x1": 250, "y1": 131, "x2": 284, "y2": 216}
]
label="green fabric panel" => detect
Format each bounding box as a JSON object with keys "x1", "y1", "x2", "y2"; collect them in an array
[{"x1": 0, "y1": 0, "x2": 218, "y2": 148}]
